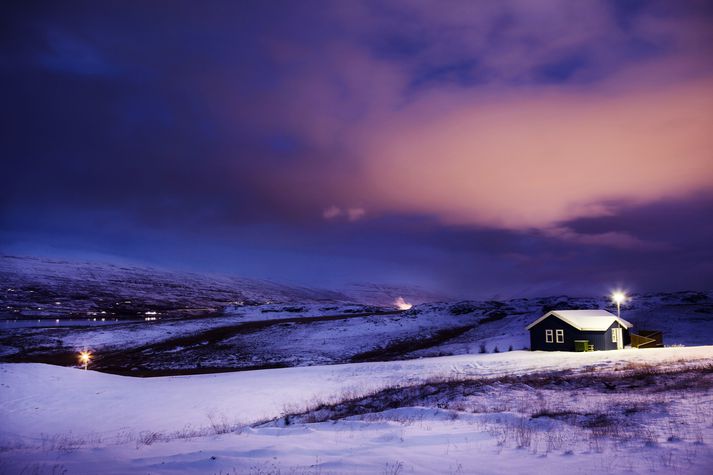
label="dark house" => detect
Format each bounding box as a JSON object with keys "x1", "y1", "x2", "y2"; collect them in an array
[{"x1": 527, "y1": 310, "x2": 633, "y2": 352}]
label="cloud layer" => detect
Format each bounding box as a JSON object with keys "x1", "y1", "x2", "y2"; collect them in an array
[
  {"x1": 354, "y1": 78, "x2": 713, "y2": 232},
  {"x1": 2, "y1": 0, "x2": 713, "y2": 294}
]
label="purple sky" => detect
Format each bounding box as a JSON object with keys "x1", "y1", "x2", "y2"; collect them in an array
[{"x1": 2, "y1": 1, "x2": 713, "y2": 297}]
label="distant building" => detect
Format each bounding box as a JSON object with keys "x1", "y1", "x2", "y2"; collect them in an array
[{"x1": 526, "y1": 309, "x2": 633, "y2": 351}]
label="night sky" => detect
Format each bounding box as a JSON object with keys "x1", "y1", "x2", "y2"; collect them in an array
[{"x1": 2, "y1": 1, "x2": 713, "y2": 297}]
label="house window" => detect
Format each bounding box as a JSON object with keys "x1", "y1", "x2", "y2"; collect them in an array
[
  {"x1": 545, "y1": 329, "x2": 553, "y2": 343},
  {"x1": 556, "y1": 329, "x2": 564, "y2": 343},
  {"x1": 612, "y1": 328, "x2": 618, "y2": 343}
]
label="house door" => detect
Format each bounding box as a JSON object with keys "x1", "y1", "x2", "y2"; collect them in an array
[{"x1": 614, "y1": 328, "x2": 623, "y2": 350}]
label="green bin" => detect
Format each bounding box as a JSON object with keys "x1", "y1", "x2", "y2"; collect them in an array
[{"x1": 574, "y1": 340, "x2": 589, "y2": 352}]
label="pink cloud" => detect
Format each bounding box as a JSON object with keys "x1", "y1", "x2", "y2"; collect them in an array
[
  {"x1": 323, "y1": 205, "x2": 342, "y2": 220},
  {"x1": 347, "y1": 207, "x2": 366, "y2": 222},
  {"x1": 323, "y1": 205, "x2": 366, "y2": 222},
  {"x1": 352, "y1": 78, "x2": 713, "y2": 230},
  {"x1": 207, "y1": 1, "x2": 713, "y2": 241}
]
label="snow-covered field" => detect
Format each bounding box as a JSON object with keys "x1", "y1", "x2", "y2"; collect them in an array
[
  {"x1": 3, "y1": 287, "x2": 712, "y2": 375},
  {"x1": 2, "y1": 256, "x2": 713, "y2": 473},
  {"x1": 3, "y1": 256, "x2": 712, "y2": 376},
  {"x1": 2, "y1": 347, "x2": 713, "y2": 474},
  {"x1": 4, "y1": 303, "x2": 382, "y2": 353}
]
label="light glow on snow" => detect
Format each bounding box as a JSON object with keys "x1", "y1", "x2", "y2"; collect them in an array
[{"x1": 394, "y1": 296, "x2": 412, "y2": 310}]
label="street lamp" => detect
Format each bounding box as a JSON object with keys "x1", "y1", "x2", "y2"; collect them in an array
[
  {"x1": 611, "y1": 291, "x2": 627, "y2": 318},
  {"x1": 78, "y1": 350, "x2": 92, "y2": 370}
]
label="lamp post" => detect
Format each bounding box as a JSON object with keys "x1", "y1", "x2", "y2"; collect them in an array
[
  {"x1": 78, "y1": 350, "x2": 92, "y2": 370},
  {"x1": 611, "y1": 291, "x2": 627, "y2": 318}
]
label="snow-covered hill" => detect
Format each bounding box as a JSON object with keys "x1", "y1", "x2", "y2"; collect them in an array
[
  {"x1": 0, "y1": 255, "x2": 356, "y2": 320},
  {"x1": 2, "y1": 347, "x2": 713, "y2": 474},
  {"x1": 2, "y1": 289, "x2": 711, "y2": 376},
  {"x1": 0, "y1": 256, "x2": 451, "y2": 317},
  {"x1": 2, "y1": 256, "x2": 713, "y2": 473},
  {"x1": 404, "y1": 291, "x2": 713, "y2": 357},
  {"x1": 1, "y1": 255, "x2": 711, "y2": 375}
]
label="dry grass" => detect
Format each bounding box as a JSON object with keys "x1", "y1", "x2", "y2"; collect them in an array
[
  {"x1": 267, "y1": 361, "x2": 713, "y2": 427},
  {"x1": 16, "y1": 464, "x2": 68, "y2": 475},
  {"x1": 260, "y1": 359, "x2": 713, "y2": 472},
  {"x1": 5, "y1": 359, "x2": 711, "y2": 475}
]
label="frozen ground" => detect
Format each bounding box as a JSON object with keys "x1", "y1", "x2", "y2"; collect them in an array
[
  {"x1": 1, "y1": 347, "x2": 713, "y2": 474},
  {"x1": 2, "y1": 256, "x2": 712, "y2": 473},
  {"x1": 1, "y1": 303, "x2": 384, "y2": 356},
  {"x1": 2, "y1": 256, "x2": 712, "y2": 375},
  {"x1": 2, "y1": 289, "x2": 711, "y2": 375}
]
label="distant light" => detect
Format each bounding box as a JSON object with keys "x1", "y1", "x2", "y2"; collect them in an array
[
  {"x1": 78, "y1": 350, "x2": 92, "y2": 370},
  {"x1": 145, "y1": 311, "x2": 157, "y2": 315},
  {"x1": 394, "y1": 297, "x2": 413, "y2": 311}
]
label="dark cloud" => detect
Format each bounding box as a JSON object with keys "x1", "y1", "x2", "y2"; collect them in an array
[{"x1": 2, "y1": 1, "x2": 712, "y2": 296}]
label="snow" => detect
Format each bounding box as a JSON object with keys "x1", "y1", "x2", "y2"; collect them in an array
[
  {"x1": 3, "y1": 256, "x2": 711, "y2": 375},
  {"x1": 526, "y1": 310, "x2": 633, "y2": 331},
  {"x1": 0, "y1": 303, "x2": 385, "y2": 356},
  {"x1": 2, "y1": 257, "x2": 713, "y2": 472},
  {"x1": 0, "y1": 255, "x2": 437, "y2": 319},
  {"x1": 0, "y1": 255, "x2": 358, "y2": 321},
  {"x1": 2, "y1": 289, "x2": 712, "y2": 382},
  {"x1": 2, "y1": 347, "x2": 713, "y2": 473}
]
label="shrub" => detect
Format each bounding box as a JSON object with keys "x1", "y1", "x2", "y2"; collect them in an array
[
  {"x1": 449, "y1": 303, "x2": 477, "y2": 315},
  {"x1": 383, "y1": 461, "x2": 404, "y2": 475},
  {"x1": 514, "y1": 419, "x2": 533, "y2": 448},
  {"x1": 136, "y1": 431, "x2": 164, "y2": 447}
]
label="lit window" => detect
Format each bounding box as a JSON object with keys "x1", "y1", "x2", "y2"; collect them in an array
[
  {"x1": 545, "y1": 329, "x2": 553, "y2": 343},
  {"x1": 556, "y1": 329, "x2": 564, "y2": 343},
  {"x1": 612, "y1": 329, "x2": 618, "y2": 342}
]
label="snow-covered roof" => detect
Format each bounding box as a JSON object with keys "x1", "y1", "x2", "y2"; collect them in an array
[{"x1": 526, "y1": 309, "x2": 633, "y2": 332}]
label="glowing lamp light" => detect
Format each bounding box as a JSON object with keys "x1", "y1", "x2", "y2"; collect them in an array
[
  {"x1": 78, "y1": 350, "x2": 92, "y2": 370},
  {"x1": 611, "y1": 291, "x2": 627, "y2": 318}
]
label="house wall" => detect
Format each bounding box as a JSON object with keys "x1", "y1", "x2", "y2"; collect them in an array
[
  {"x1": 529, "y1": 315, "x2": 630, "y2": 351},
  {"x1": 588, "y1": 321, "x2": 628, "y2": 351},
  {"x1": 529, "y1": 315, "x2": 580, "y2": 351}
]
